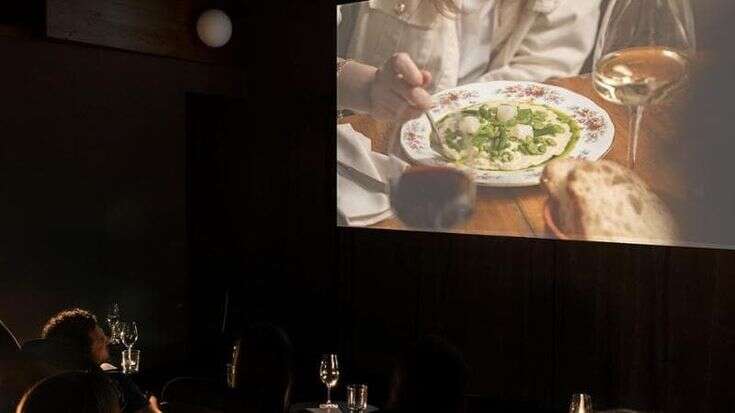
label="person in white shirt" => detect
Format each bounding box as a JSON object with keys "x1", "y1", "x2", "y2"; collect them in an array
[{"x1": 337, "y1": 0, "x2": 602, "y2": 120}]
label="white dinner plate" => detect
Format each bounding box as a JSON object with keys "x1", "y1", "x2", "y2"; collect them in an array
[{"x1": 400, "y1": 81, "x2": 615, "y2": 187}]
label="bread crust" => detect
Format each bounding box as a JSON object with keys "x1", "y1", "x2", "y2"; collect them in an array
[{"x1": 543, "y1": 159, "x2": 678, "y2": 244}]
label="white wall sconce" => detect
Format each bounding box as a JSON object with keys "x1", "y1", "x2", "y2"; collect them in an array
[{"x1": 196, "y1": 9, "x2": 233, "y2": 48}]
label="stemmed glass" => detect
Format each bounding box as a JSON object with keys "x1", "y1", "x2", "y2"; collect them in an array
[
  {"x1": 592, "y1": 0, "x2": 696, "y2": 169},
  {"x1": 105, "y1": 303, "x2": 121, "y2": 345},
  {"x1": 319, "y1": 354, "x2": 340, "y2": 409},
  {"x1": 119, "y1": 321, "x2": 138, "y2": 352}
]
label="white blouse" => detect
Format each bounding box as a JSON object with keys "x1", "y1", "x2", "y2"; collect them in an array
[
  {"x1": 456, "y1": 0, "x2": 496, "y2": 85},
  {"x1": 338, "y1": 0, "x2": 601, "y2": 92}
]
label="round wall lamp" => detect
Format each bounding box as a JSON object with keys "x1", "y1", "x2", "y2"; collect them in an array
[{"x1": 196, "y1": 9, "x2": 233, "y2": 48}]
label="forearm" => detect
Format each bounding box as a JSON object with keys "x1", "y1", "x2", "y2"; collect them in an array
[{"x1": 337, "y1": 58, "x2": 377, "y2": 113}]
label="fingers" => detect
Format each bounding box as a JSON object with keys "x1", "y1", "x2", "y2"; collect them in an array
[
  {"x1": 390, "y1": 53, "x2": 424, "y2": 86},
  {"x1": 407, "y1": 86, "x2": 434, "y2": 110},
  {"x1": 387, "y1": 74, "x2": 433, "y2": 110},
  {"x1": 394, "y1": 86, "x2": 433, "y2": 110},
  {"x1": 420, "y1": 70, "x2": 432, "y2": 87},
  {"x1": 371, "y1": 53, "x2": 436, "y2": 120},
  {"x1": 398, "y1": 107, "x2": 425, "y2": 121}
]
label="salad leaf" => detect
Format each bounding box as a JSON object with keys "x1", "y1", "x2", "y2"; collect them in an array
[
  {"x1": 516, "y1": 108, "x2": 533, "y2": 124},
  {"x1": 534, "y1": 125, "x2": 564, "y2": 137}
]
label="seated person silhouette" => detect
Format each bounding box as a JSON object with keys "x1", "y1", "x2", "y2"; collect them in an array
[
  {"x1": 384, "y1": 335, "x2": 468, "y2": 413},
  {"x1": 21, "y1": 309, "x2": 159, "y2": 413},
  {"x1": 227, "y1": 323, "x2": 294, "y2": 413}
]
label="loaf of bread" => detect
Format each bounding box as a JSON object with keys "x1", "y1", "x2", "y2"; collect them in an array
[{"x1": 542, "y1": 159, "x2": 678, "y2": 244}]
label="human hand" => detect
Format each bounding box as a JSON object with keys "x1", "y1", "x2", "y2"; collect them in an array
[
  {"x1": 369, "y1": 53, "x2": 434, "y2": 120},
  {"x1": 142, "y1": 395, "x2": 162, "y2": 413}
]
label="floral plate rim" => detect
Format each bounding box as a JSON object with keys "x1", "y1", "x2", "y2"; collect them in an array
[{"x1": 399, "y1": 80, "x2": 615, "y2": 187}]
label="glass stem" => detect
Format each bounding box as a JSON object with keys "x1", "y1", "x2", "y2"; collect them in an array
[
  {"x1": 627, "y1": 105, "x2": 645, "y2": 169},
  {"x1": 326, "y1": 386, "x2": 331, "y2": 404}
]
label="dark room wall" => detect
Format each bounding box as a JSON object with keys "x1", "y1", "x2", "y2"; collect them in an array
[
  {"x1": 0, "y1": 34, "x2": 244, "y2": 367},
  {"x1": 334, "y1": 231, "x2": 735, "y2": 413}
]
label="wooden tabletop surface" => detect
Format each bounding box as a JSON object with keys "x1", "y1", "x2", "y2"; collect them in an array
[{"x1": 339, "y1": 75, "x2": 687, "y2": 238}]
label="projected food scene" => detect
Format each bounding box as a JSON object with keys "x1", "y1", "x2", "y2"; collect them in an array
[{"x1": 336, "y1": 0, "x2": 734, "y2": 249}]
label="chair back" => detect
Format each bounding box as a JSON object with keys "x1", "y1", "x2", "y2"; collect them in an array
[
  {"x1": 0, "y1": 358, "x2": 59, "y2": 413},
  {"x1": 0, "y1": 320, "x2": 20, "y2": 360}
]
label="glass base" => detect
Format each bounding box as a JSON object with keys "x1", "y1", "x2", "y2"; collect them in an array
[{"x1": 319, "y1": 403, "x2": 339, "y2": 409}]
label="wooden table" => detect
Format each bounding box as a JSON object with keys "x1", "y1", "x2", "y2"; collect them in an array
[{"x1": 339, "y1": 75, "x2": 688, "y2": 239}]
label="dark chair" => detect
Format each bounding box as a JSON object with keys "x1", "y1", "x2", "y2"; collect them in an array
[
  {"x1": 0, "y1": 358, "x2": 59, "y2": 413},
  {"x1": 160, "y1": 377, "x2": 224, "y2": 412},
  {"x1": 0, "y1": 320, "x2": 20, "y2": 360},
  {"x1": 14, "y1": 371, "x2": 121, "y2": 413},
  {"x1": 230, "y1": 323, "x2": 294, "y2": 413}
]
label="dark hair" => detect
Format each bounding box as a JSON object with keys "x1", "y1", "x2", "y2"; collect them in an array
[
  {"x1": 41, "y1": 309, "x2": 98, "y2": 357},
  {"x1": 387, "y1": 335, "x2": 468, "y2": 413},
  {"x1": 15, "y1": 371, "x2": 121, "y2": 413}
]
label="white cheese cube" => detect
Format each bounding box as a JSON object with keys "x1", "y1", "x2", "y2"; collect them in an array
[
  {"x1": 458, "y1": 116, "x2": 481, "y2": 135},
  {"x1": 497, "y1": 104, "x2": 518, "y2": 122},
  {"x1": 510, "y1": 124, "x2": 534, "y2": 140}
]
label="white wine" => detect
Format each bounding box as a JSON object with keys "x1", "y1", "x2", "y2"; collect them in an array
[
  {"x1": 594, "y1": 46, "x2": 689, "y2": 106},
  {"x1": 320, "y1": 370, "x2": 339, "y2": 387}
]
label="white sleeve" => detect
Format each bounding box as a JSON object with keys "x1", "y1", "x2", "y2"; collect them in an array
[
  {"x1": 337, "y1": 5, "x2": 342, "y2": 27},
  {"x1": 479, "y1": 0, "x2": 601, "y2": 82}
]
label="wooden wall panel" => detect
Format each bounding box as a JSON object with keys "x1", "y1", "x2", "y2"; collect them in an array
[
  {"x1": 334, "y1": 228, "x2": 735, "y2": 412},
  {"x1": 0, "y1": 34, "x2": 244, "y2": 370},
  {"x1": 45, "y1": 0, "x2": 244, "y2": 64}
]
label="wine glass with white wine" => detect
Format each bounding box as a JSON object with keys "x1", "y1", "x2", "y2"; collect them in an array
[
  {"x1": 593, "y1": 0, "x2": 695, "y2": 168},
  {"x1": 319, "y1": 354, "x2": 340, "y2": 409}
]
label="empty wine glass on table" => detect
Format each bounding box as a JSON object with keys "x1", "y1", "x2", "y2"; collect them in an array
[
  {"x1": 119, "y1": 321, "x2": 138, "y2": 352},
  {"x1": 593, "y1": 0, "x2": 696, "y2": 169},
  {"x1": 319, "y1": 354, "x2": 340, "y2": 409},
  {"x1": 118, "y1": 321, "x2": 139, "y2": 375}
]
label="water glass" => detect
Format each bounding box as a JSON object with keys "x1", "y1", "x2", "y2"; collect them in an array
[
  {"x1": 226, "y1": 363, "x2": 236, "y2": 388},
  {"x1": 346, "y1": 384, "x2": 368, "y2": 411},
  {"x1": 569, "y1": 393, "x2": 593, "y2": 413},
  {"x1": 121, "y1": 349, "x2": 140, "y2": 374}
]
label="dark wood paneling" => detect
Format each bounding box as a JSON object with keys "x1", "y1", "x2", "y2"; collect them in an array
[
  {"x1": 0, "y1": 33, "x2": 244, "y2": 370},
  {"x1": 333, "y1": 228, "x2": 735, "y2": 412},
  {"x1": 45, "y1": 0, "x2": 244, "y2": 65}
]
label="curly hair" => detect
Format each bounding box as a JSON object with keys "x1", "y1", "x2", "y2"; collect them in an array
[{"x1": 41, "y1": 308, "x2": 98, "y2": 356}]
